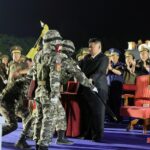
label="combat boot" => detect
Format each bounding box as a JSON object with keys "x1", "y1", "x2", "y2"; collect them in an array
[
  {"x1": 15, "y1": 134, "x2": 31, "y2": 149},
  {"x1": 56, "y1": 130, "x2": 74, "y2": 145},
  {"x1": 38, "y1": 145, "x2": 48, "y2": 150}
]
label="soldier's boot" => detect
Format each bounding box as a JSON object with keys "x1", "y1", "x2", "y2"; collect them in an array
[
  {"x1": 38, "y1": 145, "x2": 48, "y2": 150},
  {"x1": 56, "y1": 130, "x2": 74, "y2": 145},
  {"x1": 15, "y1": 134, "x2": 31, "y2": 149}
]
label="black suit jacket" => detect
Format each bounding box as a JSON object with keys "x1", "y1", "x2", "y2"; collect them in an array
[{"x1": 79, "y1": 52, "x2": 109, "y2": 91}]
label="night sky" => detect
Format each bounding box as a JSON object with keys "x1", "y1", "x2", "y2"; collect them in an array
[{"x1": 0, "y1": 0, "x2": 150, "y2": 51}]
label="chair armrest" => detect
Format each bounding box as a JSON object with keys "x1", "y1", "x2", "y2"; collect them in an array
[
  {"x1": 122, "y1": 94, "x2": 135, "y2": 106},
  {"x1": 122, "y1": 94, "x2": 135, "y2": 99}
]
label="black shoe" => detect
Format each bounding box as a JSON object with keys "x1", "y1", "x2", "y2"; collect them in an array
[
  {"x1": 92, "y1": 138, "x2": 102, "y2": 142},
  {"x1": 92, "y1": 134, "x2": 103, "y2": 143},
  {"x1": 36, "y1": 143, "x2": 39, "y2": 150}
]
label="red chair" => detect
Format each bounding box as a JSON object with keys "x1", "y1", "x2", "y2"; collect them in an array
[
  {"x1": 61, "y1": 81, "x2": 80, "y2": 137},
  {"x1": 122, "y1": 84, "x2": 136, "y2": 106},
  {"x1": 120, "y1": 75, "x2": 150, "y2": 134}
]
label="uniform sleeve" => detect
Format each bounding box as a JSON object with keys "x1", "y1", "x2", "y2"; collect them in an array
[
  {"x1": 27, "y1": 65, "x2": 37, "y2": 80},
  {"x1": 49, "y1": 66, "x2": 61, "y2": 99},
  {"x1": 64, "y1": 58, "x2": 94, "y2": 89}
]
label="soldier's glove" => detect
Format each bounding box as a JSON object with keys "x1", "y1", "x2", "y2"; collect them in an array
[
  {"x1": 89, "y1": 78, "x2": 93, "y2": 84},
  {"x1": 92, "y1": 87, "x2": 98, "y2": 93},
  {"x1": 3, "y1": 80, "x2": 8, "y2": 84},
  {"x1": 51, "y1": 97, "x2": 59, "y2": 105}
]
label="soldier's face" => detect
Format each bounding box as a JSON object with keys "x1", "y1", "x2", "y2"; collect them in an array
[
  {"x1": 140, "y1": 50, "x2": 149, "y2": 61},
  {"x1": 125, "y1": 56, "x2": 134, "y2": 64},
  {"x1": 2, "y1": 57, "x2": 8, "y2": 65},
  {"x1": 12, "y1": 53, "x2": 21, "y2": 62},
  {"x1": 111, "y1": 54, "x2": 119, "y2": 63},
  {"x1": 89, "y1": 42, "x2": 101, "y2": 56}
]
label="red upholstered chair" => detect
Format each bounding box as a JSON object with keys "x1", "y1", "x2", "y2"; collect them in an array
[
  {"x1": 122, "y1": 84, "x2": 136, "y2": 106},
  {"x1": 61, "y1": 81, "x2": 80, "y2": 137},
  {"x1": 120, "y1": 75, "x2": 150, "y2": 134}
]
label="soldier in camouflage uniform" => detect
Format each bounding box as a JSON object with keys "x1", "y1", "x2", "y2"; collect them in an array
[
  {"x1": 0, "y1": 46, "x2": 32, "y2": 149},
  {"x1": 32, "y1": 30, "x2": 64, "y2": 150},
  {"x1": 48, "y1": 39, "x2": 98, "y2": 141},
  {"x1": 50, "y1": 39, "x2": 98, "y2": 144},
  {"x1": 33, "y1": 30, "x2": 98, "y2": 150},
  {"x1": 1, "y1": 54, "x2": 9, "y2": 76}
]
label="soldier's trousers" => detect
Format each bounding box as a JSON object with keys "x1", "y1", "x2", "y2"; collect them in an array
[
  {"x1": 33, "y1": 96, "x2": 66, "y2": 146},
  {"x1": 55, "y1": 99, "x2": 67, "y2": 131},
  {"x1": 0, "y1": 102, "x2": 33, "y2": 136},
  {"x1": 0, "y1": 104, "x2": 17, "y2": 136}
]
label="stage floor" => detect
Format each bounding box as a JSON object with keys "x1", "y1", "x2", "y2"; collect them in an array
[{"x1": 2, "y1": 122, "x2": 150, "y2": 150}]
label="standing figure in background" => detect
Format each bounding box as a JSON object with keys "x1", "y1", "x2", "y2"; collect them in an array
[
  {"x1": 0, "y1": 46, "x2": 31, "y2": 149},
  {"x1": 135, "y1": 44, "x2": 150, "y2": 76},
  {"x1": 123, "y1": 51, "x2": 136, "y2": 84},
  {"x1": 107, "y1": 48, "x2": 124, "y2": 122},
  {"x1": 1, "y1": 54, "x2": 9, "y2": 75}
]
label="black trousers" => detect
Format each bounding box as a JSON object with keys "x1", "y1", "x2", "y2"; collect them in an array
[
  {"x1": 108, "y1": 81, "x2": 123, "y2": 121},
  {"x1": 79, "y1": 86, "x2": 108, "y2": 139}
]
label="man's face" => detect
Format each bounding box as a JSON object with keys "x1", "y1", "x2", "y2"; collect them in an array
[
  {"x1": 12, "y1": 52, "x2": 21, "y2": 62},
  {"x1": 2, "y1": 57, "x2": 8, "y2": 65},
  {"x1": 111, "y1": 54, "x2": 119, "y2": 63},
  {"x1": 140, "y1": 50, "x2": 149, "y2": 61},
  {"x1": 89, "y1": 42, "x2": 101, "y2": 56},
  {"x1": 125, "y1": 55, "x2": 134, "y2": 64}
]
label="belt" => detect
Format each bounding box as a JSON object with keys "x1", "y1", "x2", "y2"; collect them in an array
[{"x1": 38, "y1": 81, "x2": 46, "y2": 86}]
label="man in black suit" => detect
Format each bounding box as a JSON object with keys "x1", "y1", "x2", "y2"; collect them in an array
[{"x1": 79, "y1": 38, "x2": 109, "y2": 142}]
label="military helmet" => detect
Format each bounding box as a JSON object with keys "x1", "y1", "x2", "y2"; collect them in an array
[
  {"x1": 10, "y1": 45, "x2": 22, "y2": 54},
  {"x1": 43, "y1": 30, "x2": 62, "y2": 45},
  {"x1": 62, "y1": 40, "x2": 75, "y2": 53}
]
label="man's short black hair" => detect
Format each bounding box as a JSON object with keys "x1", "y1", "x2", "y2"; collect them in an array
[
  {"x1": 26, "y1": 58, "x2": 32, "y2": 62},
  {"x1": 88, "y1": 38, "x2": 102, "y2": 44}
]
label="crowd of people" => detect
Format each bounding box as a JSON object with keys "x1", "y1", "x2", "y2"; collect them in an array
[{"x1": 0, "y1": 29, "x2": 150, "y2": 150}]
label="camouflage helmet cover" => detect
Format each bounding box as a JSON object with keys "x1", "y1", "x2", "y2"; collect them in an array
[
  {"x1": 43, "y1": 30, "x2": 63, "y2": 45},
  {"x1": 62, "y1": 40, "x2": 75, "y2": 53}
]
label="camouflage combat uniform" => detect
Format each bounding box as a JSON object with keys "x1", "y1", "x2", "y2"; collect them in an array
[
  {"x1": 39, "y1": 40, "x2": 97, "y2": 146},
  {"x1": 33, "y1": 31, "x2": 96, "y2": 150},
  {"x1": 33, "y1": 46, "x2": 62, "y2": 148},
  {"x1": 0, "y1": 58, "x2": 30, "y2": 134}
]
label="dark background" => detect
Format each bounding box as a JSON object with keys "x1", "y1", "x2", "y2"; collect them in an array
[{"x1": 0, "y1": 0, "x2": 150, "y2": 53}]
